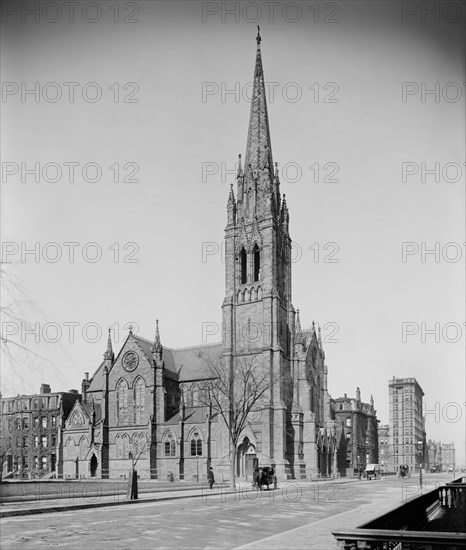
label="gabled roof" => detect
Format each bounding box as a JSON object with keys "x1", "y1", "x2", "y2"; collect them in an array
[{"x1": 86, "y1": 335, "x2": 224, "y2": 391}]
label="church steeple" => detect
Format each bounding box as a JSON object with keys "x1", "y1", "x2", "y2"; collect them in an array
[
  {"x1": 151, "y1": 319, "x2": 163, "y2": 362},
  {"x1": 244, "y1": 26, "x2": 274, "y2": 175}
]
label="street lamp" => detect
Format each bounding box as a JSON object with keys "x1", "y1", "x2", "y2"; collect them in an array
[
  {"x1": 417, "y1": 441, "x2": 424, "y2": 488},
  {"x1": 357, "y1": 455, "x2": 361, "y2": 479}
]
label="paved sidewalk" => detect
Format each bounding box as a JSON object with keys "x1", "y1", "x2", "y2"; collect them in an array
[
  {"x1": 0, "y1": 477, "x2": 360, "y2": 518},
  {"x1": 233, "y1": 480, "x2": 414, "y2": 550}
]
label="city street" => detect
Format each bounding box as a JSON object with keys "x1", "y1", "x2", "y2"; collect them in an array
[{"x1": 0, "y1": 474, "x2": 453, "y2": 549}]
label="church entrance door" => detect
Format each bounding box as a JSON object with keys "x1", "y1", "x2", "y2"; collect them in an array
[
  {"x1": 90, "y1": 454, "x2": 98, "y2": 477},
  {"x1": 236, "y1": 437, "x2": 257, "y2": 478}
]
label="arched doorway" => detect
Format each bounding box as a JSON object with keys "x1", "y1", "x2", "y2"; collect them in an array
[
  {"x1": 90, "y1": 454, "x2": 98, "y2": 477},
  {"x1": 236, "y1": 436, "x2": 257, "y2": 478}
]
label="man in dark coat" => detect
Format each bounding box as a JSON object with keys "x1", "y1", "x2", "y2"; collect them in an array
[
  {"x1": 252, "y1": 467, "x2": 260, "y2": 489},
  {"x1": 207, "y1": 467, "x2": 215, "y2": 489}
]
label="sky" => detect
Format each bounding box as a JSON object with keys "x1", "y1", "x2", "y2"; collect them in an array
[{"x1": 1, "y1": 1, "x2": 465, "y2": 465}]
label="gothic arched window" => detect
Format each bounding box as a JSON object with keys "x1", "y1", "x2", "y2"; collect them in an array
[
  {"x1": 66, "y1": 438, "x2": 75, "y2": 459},
  {"x1": 79, "y1": 437, "x2": 89, "y2": 459},
  {"x1": 190, "y1": 429, "x2": 203, "y2": 456},
  {"x1": 253, "y1": 243, "x2": 260, "y2": 282},
  {"x1": 116, "y1": 380, "x2": 128, "y2": 425},
  {"x1": 164, "y1": 431, "x2": 176, "y2": 457},
  {"x1": 134, "y1": 377, "x2": 146, "y2": 424},
  {"x1": 115, "y1": 434, "x2": 123, "y2": 458},
  {"x1": 240, "y1": 248, "x2": 247, "y2": 285},
  {"x1": 192, "y1": 384, "x2": 199, "y2": 406},
  {"x1": 122, "y1": 433, "x2": 130, "y2": 458}
]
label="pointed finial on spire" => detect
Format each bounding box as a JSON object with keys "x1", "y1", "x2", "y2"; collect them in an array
[
  {"x1": 237, "y1": 153, "x2": 243, "y2": 177},
  {"x1": 256, "y1": 25, "x2": 261, "y2": 46},
  {"x1": 151, "y1": 319, "x2": 163, "y2": 359},
  {"x1": 317, "y1": 323, "x2": 323, "y2": 349},
  {"x1": 312, "y1": 320, "x2": 315, "y2": 332},
  {"x1": 275, "y1": 162, "x2": 279, "y2": 177},
  {"x1": 295, "y1": 309, "x2": 304, "y2": 345},
  {"x1": 103, "y1": 328, "x2": 114, "y2": 361}
]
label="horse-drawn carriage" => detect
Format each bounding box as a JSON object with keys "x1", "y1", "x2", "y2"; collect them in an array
[
  {"x1": 399, "y1": 464, "x2": 410, "y2": 478},
  {"x1": 253, "y1": 466, "x2": 277, "y2": 490}
]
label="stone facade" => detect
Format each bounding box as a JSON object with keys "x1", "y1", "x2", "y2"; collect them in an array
[
  {"x1": 332, "y1": 389, "x2": 379, "y2": 476},
  {"x1": 378, "y1": 424, "x2": 391, "y2": 472},
  {"x1": 3, "y1": 32, "x2": 345, "y2": 483},
  {"x1": 0, "y1": 385, "x2": 79, "y2": 480},
  {"x1": 59, "y1": 31, "x2": 338, "y2": 482},
  {"x1": 388, "y1": 377, "x2": 425, "y2": 474}
]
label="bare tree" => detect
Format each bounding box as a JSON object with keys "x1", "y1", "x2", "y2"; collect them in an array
[
  {"x1": 1, "y1": 262, "x2": 63, "y2": 396},
  {"x1": 199, "y1": 352, "x2": 277, "y2": 490},
  {"x1": 126, "y1": 434, "x2": 149, "y2": 500}
]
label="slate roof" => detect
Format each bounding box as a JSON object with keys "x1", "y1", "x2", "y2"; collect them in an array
[
  {"x1": 86, "y1": 335, "x2": 224, "y2": 393},
  {"x1": 165, "y1": 406, "x2": 218, "y2": 425}
]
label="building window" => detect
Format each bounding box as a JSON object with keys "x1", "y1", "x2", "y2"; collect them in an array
[
  {"x1": 41, "y1": 435, "x2": 47, "y2": 448},
  {"x1": 51, "y1": 417, "x2": 56, "y2": 428},
  {"x1": 192, "y1": 384, "x2": 199, "y2": 407},
  {"x1": 116, "y1": 380, "x2": 128, "y2": 424},
  {"x1": 80, "y1": 437, "x2": 89, "y2": 459},
  {"x1": 15, "y1": 418, "x2": 21, "y2": 429},
  {"x1": 22, "y1": 437, "x2": 28, "y2": 448},
  {"x1": 253, "y1": 243, "x2": 260, "y2": 282},
  {"x1": 34, "y1": 417, "x2": 40, "y2": 427},
  {"x1": 190, "y1": 430, "x2": 203, "y2": 456},
  {"x1": 164, "y1": 431, "x2": 176, "y2": 457},
  {"x1": 22, "y1": 418, "x2": 29, "y2": 429},
  {"x1": 34, "y1": 457, "x2": 39, "y2": 469},
  {"x1": 240, "y1": 248, "x2": 247, "y2": 284},
  {"x1": 134, "y1": 377, "x2": 146, "y2": 424},
  {"x1": 346, "y1": 417, "x2": 351, "y2": 427},
  {"x1": 51, "y1": 435, "x2": 56, "y2": 446},
  {"x1": 42, "y1": 417, "x2": 47, "y2": 428},
  {"x1": 34, "y1": 436, "x2": 39, "y2": 448},
  {"x1": 41, "y1": 457, "x2": 47, "y2": 470},
  {"x1": 66, "y1": 438, "x2": 75, "y2": 459}
]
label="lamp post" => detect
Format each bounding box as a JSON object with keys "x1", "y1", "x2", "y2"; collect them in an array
[
  {"x1": 196, "y1": 455, "x2": 199, "y2": 482},
  {"x1": 417, "y1": 440, "x2": 424, "y2": 489},
  {"x1": 357, "y1": 455, "x2": 360, "y2": 479}
]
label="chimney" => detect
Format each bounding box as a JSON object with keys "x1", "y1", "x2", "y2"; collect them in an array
[
  {"x1": 81, "y1": 372, "x2": 90, "y2": 403},
  {"x1": 40, "y1": 384, "x2": 51, "y2": 394}
]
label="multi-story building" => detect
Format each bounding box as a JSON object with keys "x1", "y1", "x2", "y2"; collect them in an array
[
  {"x1": 332, "y1": 388, "x2": 379, "y2": 476},
  {"x1": 426, "y1": 439, "x2": 441, "y2": 472},
  {"x1": 378, "y1": 424, "x2": 392, "y2": 472},
  {"x1": 0, "y1": 384, "x2": 80, "y2": 479},
  {"x1": 440, "y1": 442, "x2": 456, "y2": 472},
  {"x1": 388, "y1": 377, "x2": 425, "y2": 474}
]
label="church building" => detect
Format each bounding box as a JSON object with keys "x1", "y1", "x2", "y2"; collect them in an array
[{"x1": 62, "y1": 31, "x2": 339, "y2": 482}]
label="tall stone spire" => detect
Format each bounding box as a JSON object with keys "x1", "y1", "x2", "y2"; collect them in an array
[
  {"x1": 103, "y1": 328, "x2": 114, "y2": 362},
  {"x1": 151, "y1": 319, "x2": 163, "y2": 361},
  {"x1": 244, "y1": 26, "x2": 274, "y2": 176}
]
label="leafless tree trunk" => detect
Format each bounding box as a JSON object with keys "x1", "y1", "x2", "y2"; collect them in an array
[{"x1": 199, "y1": 352, "x2": 277, "y2": 490}]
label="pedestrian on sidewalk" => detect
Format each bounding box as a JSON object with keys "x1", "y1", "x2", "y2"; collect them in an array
[
  {"x1": 207, "y1": 467, "x2": 215, "y2": 490},
  {"x1": 252, "y1": 467, "x2": 260, "y2": 489}
]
